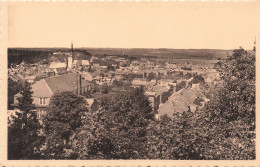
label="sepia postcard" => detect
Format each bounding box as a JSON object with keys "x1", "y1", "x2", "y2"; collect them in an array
[{"x1": 0, "y1": 1, "x2": 259, "y2": 166}]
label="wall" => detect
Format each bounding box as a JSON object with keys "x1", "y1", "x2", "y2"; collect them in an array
[{"x1": 32, "y1": 97, "x2": 50, "y2": 106}]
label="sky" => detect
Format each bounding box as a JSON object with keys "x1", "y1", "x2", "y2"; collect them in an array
[{"x1": 8, "y1": 2, "x2": 258, "y2": 49}]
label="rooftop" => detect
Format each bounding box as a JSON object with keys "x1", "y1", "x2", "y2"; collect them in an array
[{"x1": 158, "y1": 84, "x2": 205, "y2": 118}]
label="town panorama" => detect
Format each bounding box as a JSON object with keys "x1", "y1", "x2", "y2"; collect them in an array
[{"x1": 7, "y1": 43, "x2": 256, "y2": 160}]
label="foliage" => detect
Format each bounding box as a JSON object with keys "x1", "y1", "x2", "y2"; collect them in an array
[
  {"x1": 72, "y1": 87, "x2": 154, "y2": 159},
  {"x1": 112, "y1": 80, "x2": 124, "y2": 86},
  {"x1": 200, "y1": 48, "x2": 256, "y2": 159},
  {"x1": 206, "y1": 48, "x2": 255, "y2": 127},
  {"x1": 8, "y1": 48, "x2": 255, "y2": 160},
  {"x1": 123, "y1": 74, "x2": 137, "y2": 82},
  {"x1": 191, "y1": 75, "x2": 205, "y2": 85},
  {"x1": 8, "y1": 82, "x2": 43, "y2": 159},
  {"x1": 146, "y1": 73, "x2": 155, "y2": 82},
  {"x1": 107, "y1": 65, "x2": 115, "y2": 71},
  {"x1": 146, "y1": 48, "x2": 255, "y2": 160},
  {"x1": 193, "y1": 97, "x2": 204, "y2": 106},
  {"x1": 71, "y1": 110, "x2": 115, "y2": 159},
  {"x1": 176, "y1": 81, "x2": 186, "y2": 92},
  {"x1": 8, "y1": 78, "x2": 19, "y2": 109},
  {"x1": 100, "y1": 84, "x2": 111, "y2": 94},
  {"x1": 43, "y1": 91, "x2": 88, "y2": 159},
  {"x1": 146, "y1": 111, "x2": 205, "y2": 159},
  {"x1": 161, "y1": 89, "x2": 172, "y2": 103}
]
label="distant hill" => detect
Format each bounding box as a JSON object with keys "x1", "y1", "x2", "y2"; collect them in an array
[
  {"x1": 8, "y1": 47, "x2": 232, "y2": 67},
  {"x1": 84, "y1": 48, "x2": 232, "y2": 60}
]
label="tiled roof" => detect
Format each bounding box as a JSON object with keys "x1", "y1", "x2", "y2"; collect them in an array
[
  {"x1": 145, "y1": 91, "x2": 157, "y2": 96},
  {"x1": 158, "y1": 84, "x2": 205, "y2": 118},
  {"x1": 150, "y1": 85, "x2": 170, "y2": 94},
  {"x1": 81, "y1": 72, "x2": 93, "y2": 81},
  {"x1": 49, "y1": 62, "x2": 66, "y2": 69},
  {"x1": 81, "y1": 60, "x2": 90, "y2": 66},
  {"x1": 44, "y1": 73, "x2": 90, "y2": 94},
  {"x1": 85, "y1": 98, "x2": 94, "y2": 107},
  {"x1": 31, "y1": 79, "x2": 53, "y2": 97},
  {"x1": 131, "y1": 79, "x2": 148, "y2": 86}
]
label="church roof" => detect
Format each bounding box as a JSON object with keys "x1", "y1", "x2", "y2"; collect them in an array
[
  {"x1": 49, "y1": 62, "x2": 66, "y2": 69},
  {"x1": 73, "y1": 51, "x2": 91, "y2": 60}
]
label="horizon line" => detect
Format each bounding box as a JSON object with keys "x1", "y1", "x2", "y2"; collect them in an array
[{"x1": 8, "y1": 46, "x2": 238, "y2": 51}]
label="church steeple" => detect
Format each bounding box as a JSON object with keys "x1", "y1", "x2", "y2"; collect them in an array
[
  {"x1": 71, "y1": 40, "x2": 74, "y2": 57},
  {"x1": 253, "y1": 37, "x2": 256, "y2": 52},
  {"x1": 67, "y1": 41, "x2": 74, "y2": 69}
]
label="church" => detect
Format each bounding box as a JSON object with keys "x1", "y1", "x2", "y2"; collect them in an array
[
  {"x1": 67, "y1": 42, "x2": 91, "y2": 70},
  {"x1": 49, "y1": 42, "x2": 91, "y2": 74}
]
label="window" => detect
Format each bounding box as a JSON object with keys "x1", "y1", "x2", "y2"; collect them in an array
[
  {"x1": 39, "y1": 98, "x2": 46, "y2": 105},
  {"x1": 37, "y1": 110, "x2": 41, "y2": 119}
]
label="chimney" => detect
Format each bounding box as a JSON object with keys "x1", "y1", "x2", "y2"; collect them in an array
[
  {"x1": 76, "y1": 74, "x2": 82, "y2": 95},
  {"x1": 172, "y1": 85, "x2": 176, "y2": 93}
]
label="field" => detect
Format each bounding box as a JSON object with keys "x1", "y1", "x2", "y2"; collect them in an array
[
  {"x1": 85, "y1": 48, "x2": 231, "y2": 60},
  {"x1": 8, "y1": 47, "x2": 231, "y2": 67}
]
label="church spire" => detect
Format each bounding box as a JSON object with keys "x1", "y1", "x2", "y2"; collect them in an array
[
  {"x1": 67, "y1": 41, "x2": 74, "y2": 69},
  {"x1": 253, "y1": 36, "x2": 256, "y2": 52},
  {"x1": 71, "y1": 40, "x2": 74, "y2": 53},
  {"x1": 70, "y1": 40, "x2": 74, "y2": 59}
]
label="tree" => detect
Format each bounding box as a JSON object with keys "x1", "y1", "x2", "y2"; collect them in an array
[
  {"x1": 205, "y1": 48, "x2": 255, "y2": 127},
  {"x1": 88, "y1": 65, "x2": 93, "y2": 72},
  {"x1": 146, "y1": 48, "x2": 255, "y2": 160},
  {"x1": 146, "y1": 73, "x2": 155, "y2": 82},
  {"x1": 200, "y1": 48, "x2": 256, "y2": 159},
  {"x1": 113, "y1": 80, "x2": 124, "y2": 87},
  {"x1": 43, "y1": 91, "x2": 88, "y2": 159},
  {"x1": 176, "y1": 81, "x2": 186, "y2": 92},
  {"x1": 71, "y1": 110, "x2": 115, "y2": 159},
  {"x1": 191, "y1": 75, "x2": 205, "y2": 85},
  {"x1": 100, "y1": 84, "x2": 110, "y2": 94},
  {"x1": 146, "y1": 111, "x2": 205, "y2": 160},
  {"x1": 193, "y1": 96, "x2": 204, "y2": 106},
  {"x1": 8, "y1": 78, "x2": 19, "y2": 109},
  {"x1": 73, "y1": 87, "x2": 154, "y2": 159},
  {"x1": 8, "y1": 82, "x2": 43, "y2": 159},
  {"x1": 107, "y1": 65, "x2": 115, "y2": 71}
]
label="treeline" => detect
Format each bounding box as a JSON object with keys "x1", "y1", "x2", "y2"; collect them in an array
[
  {"x1": 8, "y1": 48, "x2": 91, "y2": 67},
  {"x1": 8, "y1": 48, "x2": 255, "y2": 160},
  {"x1": 8, "y1": 49, "x2": 52, "y2": 67}
]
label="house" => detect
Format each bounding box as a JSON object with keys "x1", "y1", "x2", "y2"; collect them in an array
[
  {"x1": 158, "y1": 84, "x2": 205, "y2": 119},
  {"x1": 158, "y1": 79, "x2": 177, "y2": 90},
  {"x1": 24, "y1": 75, "x2": 37, "y2": 84},
  {"x1": 145, "y1": 91, "x2": 160, "y2": 114},
  {"x1": 67, "y1": 42, "x2": 91, "y2": 70},
  {"x1": 12, "y1": 73, "x2": 92, "y2": 120},
  {"x1": 186, "y1": 77, "x2": 194, "y2": 88},
  {"x1": 131, "y1": 78, "x2": 148, "y2": 88},
  {"x1": 149, "y1": 84, "x2": 171, "y2": 103},
  {"x1": 49, "y1": 62, "x2": 67, "y2": 69},
  {"x1": 81, "y1": 72, "x2": 93, "y2": 81},
  {"x1": 131, "y1": 78, "x2": 157, "y2": 90},
  {"x1": 85, "y1": 98, "x2": 98, "y2": 111},
  {"x1": 72, "y1": 60, "x2": 90, "y2": 68}
]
